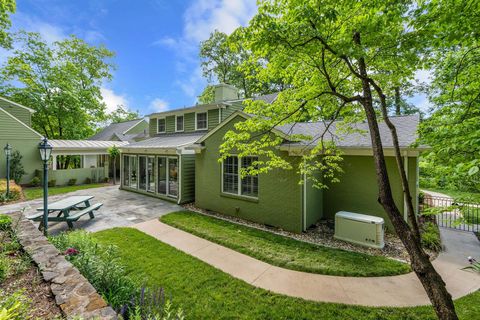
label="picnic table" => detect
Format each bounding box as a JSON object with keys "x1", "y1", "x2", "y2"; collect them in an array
[{"x1": 27, "y1": 195, "x2": 103, "y2": 229}]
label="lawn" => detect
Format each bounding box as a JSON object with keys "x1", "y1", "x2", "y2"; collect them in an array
[
  {"x1": 160, "y1": 211, "x2": 410, "y2": 277},
  {"x1": 94, "y1": 228, "x2": 479, "y2": 320},
  {"x1": 23, "y1": 183, "x2": 109, "y2": 200},
  {"x1": 424, "y1": 189, "x2": 480, "y2": 202}
]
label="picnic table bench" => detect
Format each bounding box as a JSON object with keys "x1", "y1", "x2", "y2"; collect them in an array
[{"x1": 27, "y1": 195, "x2": 103, "y2": 229}]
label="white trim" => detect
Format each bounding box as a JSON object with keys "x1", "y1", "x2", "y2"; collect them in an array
[
  {"x1": 157, "y1": 117, "x2": 166, "y2": 134},
  {"x1": 148, "y1": 103, "x2": 226, "y2": 118},
  {"x1": 122, "y1": 119, "x2": 146, "y2": 135},
  {"x1": 0, "y1": 96, "x2": 35, "y2": 113},
  {"x1": 195, "y1": 111, "x2": 208, "y2": 131},
  {"x1": 279, "y1": 145, "x2": 423, "y2": 157},
  {"x1": 0, "y1": 107, "x2": 43, "y2": 138},
  {"x1": 175, "y1": 115, "x2": 184, "y2": 132},
  {"x1": 177, "y1": 153, "x2": 182, "y2": 204}
]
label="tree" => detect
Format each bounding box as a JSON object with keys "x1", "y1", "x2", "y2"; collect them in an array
[
  {"x1": 0, "y1": 31, "x2": 115, "y2": 140},
  {"x1": 197, "y1": 85, "x2": 215, "y2": 104},
  {"x1": 109, "y1": 105, "x2": 140, "y2": 123},
  {"x1": 108, "y1": 145, "x2": 120, "y2": 185},
  {"x1": 9, "y1": 150, "x2": 25, "y2": 184},
  {"x1": 0, "y1": 0, "x2": 15, "y2": 48},
  {"x1": 220, "y1": 1, "x2": 457, "y2": 318}
]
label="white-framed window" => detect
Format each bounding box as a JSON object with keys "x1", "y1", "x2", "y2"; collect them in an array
[
  {"x1": 176, "y1": 115, "x2": 184, "y2": 132},
  {"x1": 157, "y1": 118, "x2": 166, "y2": 133},
  {"x1": 222, "y1": 156, "x2": 258, "y2": 198},
  {"x1": 196, "y1": 112, "x2": 208, "y2": 130}
]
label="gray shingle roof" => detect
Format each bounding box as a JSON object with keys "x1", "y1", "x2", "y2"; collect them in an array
[
  {"x1": 251, "y1": 92, "x2": 279, "y2": 104},
  {"x1": 89, "y1": 119, "x2": 146, "y2": 142},
  {"x1": 277, "y1": 114, "x2": 420, "y2": 149},
  {"x1": 123, "y1": 132, "x2": 205, "y2": 149}
]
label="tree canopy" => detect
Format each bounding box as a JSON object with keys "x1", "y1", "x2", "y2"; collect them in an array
[
  {"x1": 0, "y1": 0, "x2": 15, "y2": 48},
  {"x1": 109, "y1": 105, "x2": 140, "y2": 123},
  {"x1": 0, "y1": 31, "x2": 115, "y2": 140}
]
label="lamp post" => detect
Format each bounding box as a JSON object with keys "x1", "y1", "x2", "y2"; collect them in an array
[
  {"x1": 3, "y1": 144, "x2": 12, "y2": 198},
  {"x1": 38, "y1": 137, "x2": 53, "y2": 236}
]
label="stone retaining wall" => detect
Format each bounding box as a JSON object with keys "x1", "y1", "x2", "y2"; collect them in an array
[{"x1": 12, "y1": 212, "x2": 117, "y2": 319}]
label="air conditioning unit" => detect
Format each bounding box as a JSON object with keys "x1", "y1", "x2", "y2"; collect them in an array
[{"x1": 334, "y1": 211, "x2": 385, "y2": 249}]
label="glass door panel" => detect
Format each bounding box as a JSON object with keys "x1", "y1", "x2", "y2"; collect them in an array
[
  {"x1": 157, "y1": 157, "x2": 167, "y2": 195},
  {"x1": 129, "y1": 156, "x2": 137, "y2": 189},
  {"x1": 147, "y1": 156, "x2": 155, "y2": 192},
  {"x1": 139, "y1": 156, "x2": 147, "y2": 190},
  {"x1": 123, "y1": 155, "x2": 129, "y2": 186},
  {"x1": 168, "y1": 158, "x2": 178, "y2": 197}
]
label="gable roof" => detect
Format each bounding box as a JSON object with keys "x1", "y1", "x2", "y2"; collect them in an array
[
  {"x1": 0, "y1": 96, "x2": 35, "y2": 113},
  {"x1": 0, "y1": 107, "x2": 42, "y2": 138},
  {"x1": 89, "y1": 119, "x2": 147, "y2": 142}
]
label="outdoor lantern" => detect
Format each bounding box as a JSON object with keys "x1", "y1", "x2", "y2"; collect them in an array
[
  {"x1": 3, "y1": 143, "x2": 11, "y2": 157},
  {"x1": 38, "y1": 137, "x2": 53, "y2": 236},
  {"x1": 38, "y1": 137, "x2": 53, "y2": 161}
]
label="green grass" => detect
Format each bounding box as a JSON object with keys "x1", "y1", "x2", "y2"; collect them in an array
[
  {"x1": 424, "y1": 189, "x2": 480, "y2": 202},
  {"x1": 23, "y1": 183, "x2": 108, "y2": 200},
  {"x1": 160, "y1": 211, "x2": 410, "y2": 277},
  {"x1": 94, "y1": 228, "x2": 479, "y2": 320}
]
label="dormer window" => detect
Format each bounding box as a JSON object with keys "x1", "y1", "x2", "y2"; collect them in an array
[
  {"x1": 176, "y1": 115, "x2": 184, "y2": 132},
  {"x1": 196, "y1": 112, "x2": 208, "y2": 130},
  {"x1": 157, "y1": 118, "x2": 166, "y2": 133}
]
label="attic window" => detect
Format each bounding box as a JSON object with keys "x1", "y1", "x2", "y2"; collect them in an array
[
  {"x1": 196, "y1": 112, "x2": 207, "y2": 130},
  {"x1": 157, "y1": 118, "x2": 166, "y2": 133}
]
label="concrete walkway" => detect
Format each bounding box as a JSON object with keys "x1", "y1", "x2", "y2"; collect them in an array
[{"x1": 133, "y1": 219, "x2": 480, "y2": 307}]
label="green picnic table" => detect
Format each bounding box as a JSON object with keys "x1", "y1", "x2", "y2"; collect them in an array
[{"x1": 27, "y1": 195, "x2": 103, "y2": 229}]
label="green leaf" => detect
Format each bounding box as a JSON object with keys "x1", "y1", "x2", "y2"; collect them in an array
[{"x1": 468, "y1": 166, "x2": 479, "y2": 176}]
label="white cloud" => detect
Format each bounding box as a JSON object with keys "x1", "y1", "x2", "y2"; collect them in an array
[
  {"x1": 149, "y1": 98, "x2": 170, "y2": 112},
  {"x1": 414, "y1": 69, "x2": 432, "y2": 85},
  {"x1": 100, "y1": 87, "x2": 129, "y2": 113},
  {"x1": 152, "y1": 0, "x2": 257, "y2": 98}
]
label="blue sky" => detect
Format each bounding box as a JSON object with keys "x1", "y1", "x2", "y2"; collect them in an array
[
  {"x1": 7, "y1": 0, "x2": 430, "y2": 116},
  {"x1": 8, "y1": 0, "x2": 257, "y2": 115}
]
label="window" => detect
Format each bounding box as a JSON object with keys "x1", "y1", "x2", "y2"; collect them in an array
[
  {"x1": 222, "y1": 156, "x2": 258, "y2": 198},
  {"x1": 123, "y1": 155, "x2": 129, "y2": 186},
  {"x1": 129, "y1": 156, "x2": 137, "y2": 189},
  {"x1": 157, "y1": 118, "x2": 166, "y2": 133},
  {"x1": 176, "y1": 115, "x2": 184, "y2": 132},
  {"x1": 196, "y1": 112, "x2": 207, "y2": 130}
]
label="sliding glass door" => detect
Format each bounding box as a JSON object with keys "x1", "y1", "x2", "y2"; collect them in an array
[
  {"x1": 139, "y1": 156, "x2": 147, "y2": 190},
  {"x1": 147, "y1": 156, "x2": 155, "y2": 192},
  {"x1": 123, "y1": 155, "x2": 129, "y2": 186},
  {"x1": 129, "y1": 156, "x2": 137, "y2": 189},
  {"x1": 157, "y1": 156, "x2": 178, "y2": 198}
]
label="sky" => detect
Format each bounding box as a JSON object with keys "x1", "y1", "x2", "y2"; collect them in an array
[{"x1": 6, "y1": 0, "x2": 430, "y2": 116}]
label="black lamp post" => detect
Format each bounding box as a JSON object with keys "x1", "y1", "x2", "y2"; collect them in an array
[
  {"x1": 3, "y1": 144, "x2": 12, "y2": 198},
  {"x1": 38, "y1": 137, "x2": 53, "y2": 236}
]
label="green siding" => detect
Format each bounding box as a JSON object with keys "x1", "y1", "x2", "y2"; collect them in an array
[
  {"x1": 184, "y1": 112, "x2": 195, "y2": 132},
  {"x1": 305, "y1": 174, "x2": 323, "y2": 228},
  {"x1": 0, "y1": 109, "x2": 42, "y2": 183},
  {"x1": 207, "y1": 109, "x2": 220, "y2": 130},
  {"x1": 323, "y1": 155, "x2": 406, "y2": 232},
  {"x1": 50, "y1": 167, "x2": 106, "y2": 186},
  {"x1": 125, "y1": 120, "x2": 148, "y2": 135},
  {"x1": 180, "y1": 154, "x2": 195, "y2": 203},
  {"x1": 221, "y1": 101, "x2": 244, "y2": 121},
  {"x1": 149, "y1": 118, "x2": 157, "y2": 136},
  {"x1": 166, "y1": 115, "x2": 175, "y2": 133},
  {"x1": 408, "y1": 156, "x2": 419, "y2": 215},
  {"x1": 0, "y1": 101, "x2": 32, "y2": 127},
  {"x1": 195, "y1": 115, "x2": 304, "y2": 233}
]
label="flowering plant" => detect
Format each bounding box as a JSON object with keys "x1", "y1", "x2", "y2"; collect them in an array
[{"x1": 64, "y1": 247, "x2": 79, "y2": 256}]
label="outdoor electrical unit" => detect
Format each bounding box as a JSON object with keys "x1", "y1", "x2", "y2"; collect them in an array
[{"x1": 334, "y1": 211, "x2": 385, "y2": 249}]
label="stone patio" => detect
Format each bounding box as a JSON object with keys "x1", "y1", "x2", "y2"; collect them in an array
[{"x1": 0, "y1": 185, "x2": 181, "y2": 234}]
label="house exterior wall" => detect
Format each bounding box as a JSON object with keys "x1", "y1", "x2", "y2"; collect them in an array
[
  {"x1": 305, "y1": 173, "x2": 323, "y2": 228},
  {"x1": 195, "y1": 115, "x2": 304, "y2": 233},
  {"x1": 50, "y1": 167, "x2": 106, "y2": 186},
  {"x1": 125, "y1": 120, "x2": 148, "y2": 135},
  {"x1": 180, "y1": 154, "x2": 195, "y2": 203},
  {"x1": 0, "y1": 109, "x2": 42, "y2": 184},
  {"x1": 0, "y1": 102, "x2": 32, "y2": 127}
]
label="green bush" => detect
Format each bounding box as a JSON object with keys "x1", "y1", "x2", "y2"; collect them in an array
[
  {"x1": 0, "y1": 180, "x2": 22, "y2": 202},
  {"x1": 67, "y1": 178, "x2": 77, "y2": 186},
  {"x1": 9, "y1": 150, "x2": 26, "y2": 185},
  {"x1": 0, "y1": 215, "x2": 12, "y2": 231},
  {"x1": 48, "y1": 180, "x2": 56, "y2": 187},
  {"x1": 103, "y1": 177, "x2": 110, "y2": 183},
  {"x1": 50, "y1": 230, "x2": 138, "y2": 310},
  {"x1": 0, "y1": 289, "x2": 31, "y2": 320},
  {"x1": 85, "y1": 177, "x2": 92, "y2": 184},
  {"x1": 421, "y1": 222, "x2": 442, "y2": 252},
  {"x1": 0, "y1": 255, "x2": 9, "y2": 282},
  {"x1": 30, "y1": 176, "x2": 41, "y2": 187}
]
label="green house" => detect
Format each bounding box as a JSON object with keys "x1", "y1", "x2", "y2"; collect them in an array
[{"x1": 120, "y1": 84, "x2": 423, "y2": 233}]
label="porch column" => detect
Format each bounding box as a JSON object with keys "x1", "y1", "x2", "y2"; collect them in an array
[{"x1": 52, "y1": 154, "x2": 57, "y2": 170}]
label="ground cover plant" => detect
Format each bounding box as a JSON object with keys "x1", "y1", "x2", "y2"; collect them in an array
[
  {"x1": 94, "y1": 227, "x2": 480, "y2": 320},
  {"x1": 0, "y1": 179, "x2": 22, "y2": 204},
  {"x1": 22, "y1": 183, "x2": 108, "y2": 200},
  {"x1": 161, "y1": 211, "x2": 410, "y2": 276}
]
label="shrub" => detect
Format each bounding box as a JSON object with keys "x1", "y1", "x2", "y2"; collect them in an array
[
  {"x1": 120, "y1": 287, "x2": 184, "y2": 320},
  {"x1": 0, "y1": 289, "x2": 31, "y2": 320},
  {"x1": 50, "y1": 230, "x2": 138, "y2": 310},
  {"x1": 103, "y1": 177, "x2": 110, "y2": 183},
  {"x1": 0, "y1": 215, "x2": 12, "y2": 231},
  {"x1": 0, "y1": 180, "x2": 22, "y2": 202},
  {"x1": 48, "y1": 180, "x2": 56, "y2": 187},
  {"x1": 85, "y1": 177, "x2": 92, "y2": 184},
  {"x1": 30, "y1": 176, "x2": 41, "y2": 187},
  {"x1": 421, "y1": 222, "x2": 442, "y2": 252},
  {"x1": 0, "y1": 255, "x2": 9, "y2": 282},
  {"x1": 9, "y1": 150, "x2": 26, "y2": 185},
  {"x1": 418, "y1": 191, "x2": 425, "y2": 204},
  {"x1": 67, "y1": 178, "x2": 77, "y2": 186}
]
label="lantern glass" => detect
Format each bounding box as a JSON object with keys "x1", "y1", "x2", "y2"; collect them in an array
[
  {"x1": 4, "y1": 144, "x2": 11, "y2": 157},
  {"x1": 38, "y1": 138, "x2": 53, "y2": 161}
]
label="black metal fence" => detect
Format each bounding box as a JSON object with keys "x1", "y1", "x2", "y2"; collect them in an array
[{"x1": 420, "y1": 195, "x2": 480, "y2": 232}]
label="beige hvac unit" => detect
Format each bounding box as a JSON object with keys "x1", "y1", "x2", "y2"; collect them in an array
[{"x1": 334, "y1": 211, "x2": 385, "y2": 249}]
